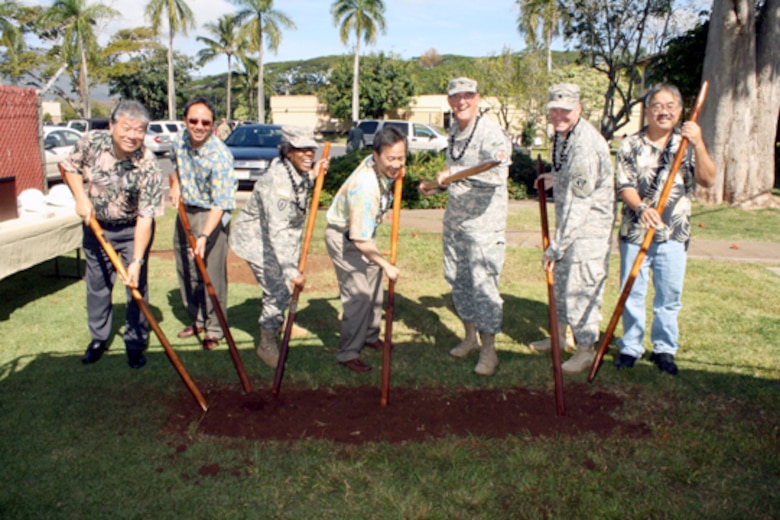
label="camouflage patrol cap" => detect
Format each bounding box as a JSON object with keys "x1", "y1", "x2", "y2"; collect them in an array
[
  {"x1": 281, "y1": 126, "x2": 318, "y2": 149},
  {"x1": 447, "y1": 77, "x2": 478, "y2": 96},
  {"x1": 547, "y1": 83, "x2": 581, "y2": 111}
]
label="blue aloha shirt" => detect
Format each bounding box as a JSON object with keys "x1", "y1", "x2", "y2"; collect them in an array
[
  {"x1": 326, "y1": 155, "x2": 394, "y2": 241},
  {"x1": 172, "y1": 130, "x2": 238, "y2": 211}
]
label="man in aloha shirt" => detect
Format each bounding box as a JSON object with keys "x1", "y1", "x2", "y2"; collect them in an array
[
  {"x1": 59, "y1": 100, "x2": 163, "y2": 370},
  {"x1": 613, "y1": 83, "x2": 715, "y2": 376},
  {"x1": 324, "y1": 127, "x2": 405, "y2": 373},
  {"x1": 168, "y1": 97, "x2": 238, "y2": 351}
]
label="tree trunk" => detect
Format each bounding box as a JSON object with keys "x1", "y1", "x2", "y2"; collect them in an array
[
  {"x1": 352, "y1": 36, "x2": 361, "y2": 123},
  {"x1": 698, "y1": 0, "x2": 779, "y2": 208},
  {"x1": 226, "y1": 54, "x2": 232, "y2": 123},
  {"x1": 78, "y1": 34, "x2": 90, "y2": 118},
  {"x1": 167, "y1": 30, "x2": 176, "y2": 120},
  {"x1": 258, "y1": 23, "x2": 265, "y2": 123}
]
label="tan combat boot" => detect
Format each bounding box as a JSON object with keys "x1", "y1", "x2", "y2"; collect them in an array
[
  {"x1": 256, "y1": 327, "x2": 280, "y2": 368},
  {"x1": 449, "y1": 321, "x2": 480, "y2": 358},
  {"x1": 561, "y1": 344, "x2": 595, "y2": 374},
  {"x1": 474, "y1": 332, "x2": 499, "y2": 376},
  {"x1": 529, "y1": 322, "x2": 575, "y2": 352}
]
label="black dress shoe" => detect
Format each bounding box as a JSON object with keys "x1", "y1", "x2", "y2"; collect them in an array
[
  {"x1": 614, "y1": 353, "x2": 638, "y2": 370},
  {"x1": 127, "y1": 350, "x2": 147, "y2": 369},
  {"x1": 82, "y1": 341, "x2": 107, "y2": 364},
  {"x1": 649, "y1": 352, "x2": 678, "y2": 375}
]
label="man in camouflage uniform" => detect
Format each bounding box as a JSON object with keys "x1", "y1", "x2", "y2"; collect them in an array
[
  {"x1": 59, "y1": 100, "x2": 163, "y2": 369},
  {"x1": 613, "y1": 83, "x2": 715, "y2": 375},
  {"x1": 325, "y1": 127, "x2": 405, "y2": 373},
  {"x1": 169, "y1": 97, "x2": 238, "y2": 351},
  {"x1": 533, "y1": 83, "x2": 615, "y2": 374},
  {"x1": 229, "y1": 126, "x2": 328, "y2": 368},
  {"x1": 421, "y1": 77, "x2": 512, "y2": 376}
]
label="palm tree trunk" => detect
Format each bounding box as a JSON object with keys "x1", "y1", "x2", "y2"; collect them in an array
[
  {"x1": 351, "y1": 36, "x2": 361, "y2": 123},
  {"x1": 257, "y1": 20, "x2": 265, "y2": 123},
  {"x1": 546, "y1": 29, "x2": 553, "y2": 73},
  {"x1": 168, "y1": 29, "x2": 176, "y2": 120},
  {"x1": 78, "y1": 33, "x2": 90, "y2": 118},
  {"x1": 226, "y1": 54, "x2": 232, "y2": 123}
]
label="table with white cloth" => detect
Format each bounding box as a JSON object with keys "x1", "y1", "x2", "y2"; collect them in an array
[{"x1": 0, "y1": 205, "x2": 82, "y2": 281}]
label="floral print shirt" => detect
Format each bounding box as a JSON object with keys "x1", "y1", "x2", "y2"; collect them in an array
[
  {"x1": 172, "y1": 130, "x2": 237, "y2": 211},
  {"x1": 60, "y1": 130, "x2": 163, "y2": 224},
  {"x1": 616, "y1": 127, "x2": 696, "y2": 244}
]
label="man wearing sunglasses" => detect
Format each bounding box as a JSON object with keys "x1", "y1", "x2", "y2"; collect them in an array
[{"x1": 169, "y1": 97, "x2": 238, "y2": 351}]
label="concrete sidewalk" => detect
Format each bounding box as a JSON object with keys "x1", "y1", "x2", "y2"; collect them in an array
[{"x1": 399, "y1": 200, "x2": 780, "y2": 265}]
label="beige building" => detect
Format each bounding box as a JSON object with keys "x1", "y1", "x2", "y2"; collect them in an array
[
  {"x1": 269, "y1": 93, "x2": 643, "y2": 143},
  {"x1": 41, "y1": 101, "x2": 63, "y2": 124}
]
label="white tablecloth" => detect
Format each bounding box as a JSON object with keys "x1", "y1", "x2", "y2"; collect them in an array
[{"x1": 0, "y1": 205, "x2": 82, "y2": 281}]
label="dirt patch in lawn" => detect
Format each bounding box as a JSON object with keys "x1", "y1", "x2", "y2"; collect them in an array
[
  {"x1": 149, "y1": 249, "x2": 334, "y2": 286},
  {"x1": 163, "y1": 383, "x2": 649, "y2": 444}
]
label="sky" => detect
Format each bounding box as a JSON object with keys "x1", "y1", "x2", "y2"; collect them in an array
[{"x1": 29, "y1": 0, "x2": 529, "y2": 77}]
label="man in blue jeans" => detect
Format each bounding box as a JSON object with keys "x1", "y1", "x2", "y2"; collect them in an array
[{"x1": 613, "y1": 83, "x2": 715, "y2": 375}]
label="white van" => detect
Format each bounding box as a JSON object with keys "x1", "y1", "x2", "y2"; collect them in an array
[{"x1": 357, "y1": 120, "x2": 448, "y2": 153}]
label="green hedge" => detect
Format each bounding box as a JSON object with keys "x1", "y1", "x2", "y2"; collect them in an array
[{"x1": 321, "y1": 149, "x2": 546, "y2": 209}]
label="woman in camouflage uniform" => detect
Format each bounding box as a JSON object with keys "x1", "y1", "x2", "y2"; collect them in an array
[{"x1": 229, "y1": 126, "x2": 328, "y2": 368}]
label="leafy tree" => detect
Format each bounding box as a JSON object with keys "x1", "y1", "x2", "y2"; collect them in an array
[
  {"x1": 477, "y1": 48, "x2": 549, "y2": 132},
  {"x1": 145, "y1": 0, "x2": 195, "y2": 119},
  {"x1": 322, "y1": 53, "x2": 415, "y2": 121},
  {"x1": 232, "y1": 0, "x2": 296, "y2": 123},
  {"x1": 234, "y1": 52, "x2": 258, "y2": 120},
  {"x1": 197, "y1": 14, "x2": 242, "y2": 122},
  {"x1": 331, "y1": 0, "x2": 387, "y2": 123},
  {"x1": 515, "y1": 0, "x2": 563, "y2": 72},
  {"x1": 41, "y1": 0, "x2": 119, "y2": 118},
  {"x1": 105, "y1": 47, "x2": 195, "y2": 120},
  {"x1": 408, "y1": 54, "x2": 480, "y2": 95},
  {"x1": 264, "y1": 55, "x2": 339, "y2": 96},
  {"x1": 562, "y1": 0, "x2": 676, "y2": 139},
  {"x1": 647, "y1": 19, "x2": 709, "y2": 107},
  {"x1": 418, "y1": 48, "x2": 442, "y2": 70}
]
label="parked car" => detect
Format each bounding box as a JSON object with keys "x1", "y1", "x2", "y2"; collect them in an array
[
  {"x1": 144, "y1": 129, "x2": 171, "y2": 156},
  {"x1": 356, "y1": 119, "x2": 449, "y2": 153},
  {"x1": 42, "y1": 126, "x2": 83, "y2": 181},
  {"x1": 224, "y1": 124, "x2": 284, "y2": 186},
  {"x1": 65, "y1": 118, "x2": 110, "y2": 133},
  {"x1": 148, "y1": 120, "x2": 185, "y2": 139}
]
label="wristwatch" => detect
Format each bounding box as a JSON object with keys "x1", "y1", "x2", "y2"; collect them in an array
[
  {"x1": 132, "y1": 257, "x2": 144, "y2": 266},
  {"x1": 636, "y1": 203, "x2": 648, "y2": 216},
  {"x1": 197, "y1": 233, "x2": 208, "y2": 240}
]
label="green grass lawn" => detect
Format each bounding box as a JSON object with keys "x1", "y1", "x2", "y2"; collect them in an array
[{"x1": 0, "y1": 204, "x2": 778, "y2": 519}]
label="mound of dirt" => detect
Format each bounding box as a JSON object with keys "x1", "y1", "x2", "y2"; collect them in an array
[{"x1": 164, "y1": 383, "x2": 649, "y2": 444}]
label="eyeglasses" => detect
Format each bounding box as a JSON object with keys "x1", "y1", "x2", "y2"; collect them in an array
[
  {"x1": 648, "y1": 102, "x2": 679, "y2": 114},
  {"x1": 187, "y1": 118, "x2": 213, "y2": 128}
]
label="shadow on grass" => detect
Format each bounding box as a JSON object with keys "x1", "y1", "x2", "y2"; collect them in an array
[{"x1": 0, "y1": 256, "x2": 85, "y2": 321}]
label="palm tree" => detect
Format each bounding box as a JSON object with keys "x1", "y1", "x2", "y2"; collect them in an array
[
  {"x1": 231, "y1": 0, "x2": 295, "y2": 123},
  {"x1": 235, "y1": 52, "x2": 258, "y2": 119},
  {"x1": 145, "y1": 0, "x2": 195, "y2": 120},
  {"x1": 0, "y1": 1, "x2": 22, "y2": 60},
  {"x1": 516, "y1": 0, "x2": 561, "y2": 73},
  {"x1": 42, "y1": 0, "x2": 119, "y2": 118},
  {"x1": 331, "y1": 0, "x2": 386, "y2": 124},
  {"x1": 196, "y1": 14, "x2": 241, "y2": 123}
]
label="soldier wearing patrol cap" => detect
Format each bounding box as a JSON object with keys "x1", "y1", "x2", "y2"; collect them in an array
[
  {"x1": 532, "y1": 83, "x2": 615, "y2": 374},
  {"x1": 229, "y1": 126, "x2": 329, "y2": 368},
  {"x1": 420, "y1": 77, "x2": 512, "y2": 376}
]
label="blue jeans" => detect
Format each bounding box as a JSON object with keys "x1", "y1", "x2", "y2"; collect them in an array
[{"x1": 617, "y1": 239, "x2": 687, "y2": 358}]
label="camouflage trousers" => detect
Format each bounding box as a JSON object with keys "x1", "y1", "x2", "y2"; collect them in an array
[
  {"x1": 245, "y1": 260, "x2": 292, "y2": 332},
  {"x1": 443, "y1": 226, "x2": 505, "y2": 334},
  {"x1": 552, "y1": 250, "x2": 610, "y2": 346}
]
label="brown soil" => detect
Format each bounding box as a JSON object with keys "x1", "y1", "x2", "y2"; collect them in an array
[
  {"x1": 149, "y1": 249, "x2": 333, "y2": 286},
  {"x1": 164, "y1": 383, "x2": 649, "y2": 444}
]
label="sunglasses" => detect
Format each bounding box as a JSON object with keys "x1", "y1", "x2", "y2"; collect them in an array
[{"x1": 187, "y1": 118, "x2": 213, "y2": 128}]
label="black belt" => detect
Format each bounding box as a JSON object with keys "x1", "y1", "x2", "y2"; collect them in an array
[{"x1": 97, "y1": 219, "x2": 136, "y2": 229}]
